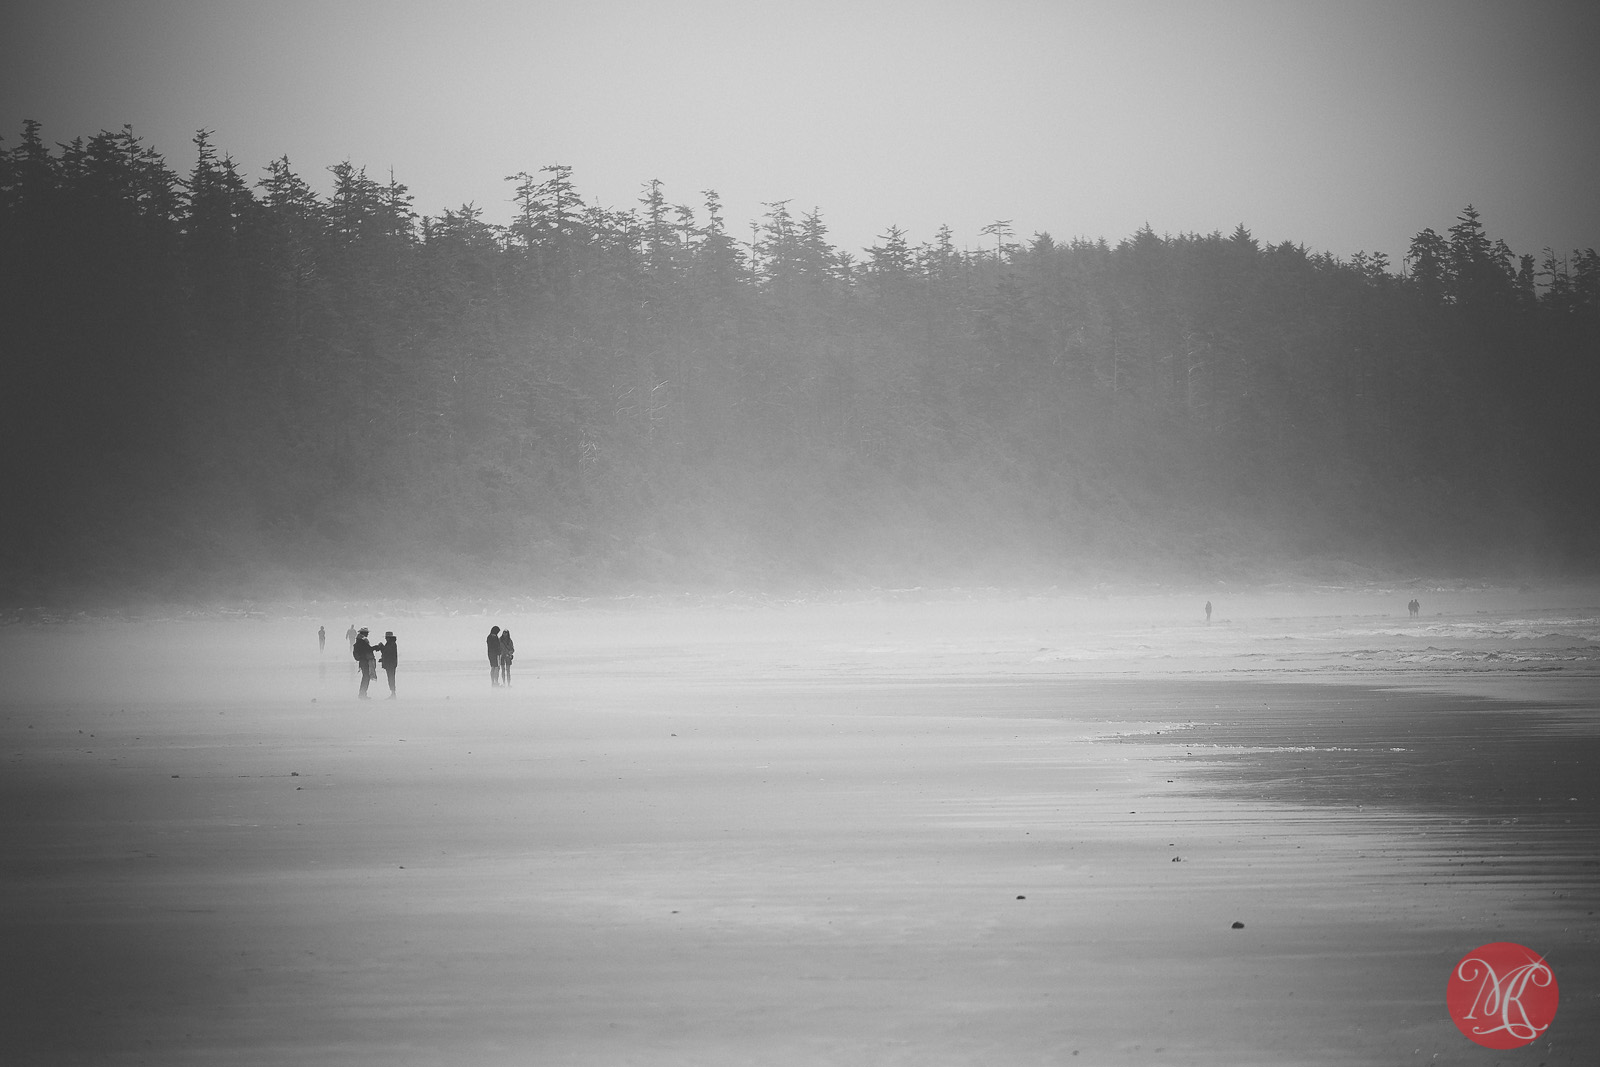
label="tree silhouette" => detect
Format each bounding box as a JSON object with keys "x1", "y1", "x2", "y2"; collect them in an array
[{"x1": 3, "y1": 119, "x2": 1598, "y2": 598}]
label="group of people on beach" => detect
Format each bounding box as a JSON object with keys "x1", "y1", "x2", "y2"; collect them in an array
[{"x1": 319, "y1": 622, "x2": 521, "y2": 697}]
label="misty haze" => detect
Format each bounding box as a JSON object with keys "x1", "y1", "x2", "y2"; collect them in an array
[
  {"x1": 3, "y1": 1, "x2": 1599, "y2": 1062},
  {"x1": 3, "y1": 134, "x2": 1596, "y2": 600}
]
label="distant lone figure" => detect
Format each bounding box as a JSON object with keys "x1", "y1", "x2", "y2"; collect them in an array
[
  {"x1": 318, "y1": 625, "x2": 326, "y2": 652},
  {"x1": 1204, "y1": 601, "x2": 1212, "y2": 623},
  {"x1": 487, "y1": 626, "x2": 503, "y2": 686},
  {"x1": 377, "y1": 631, "x2": 398, "y2": 698},
  {"x1": 345, "y1": 623, "x2": 357, "y2": 652},
  {"x1": 499, "y1": 629, "x2": 515, "y2": 687},
  {"x1": 353, "y1": 627, "x2": 378, "y2": 699}
]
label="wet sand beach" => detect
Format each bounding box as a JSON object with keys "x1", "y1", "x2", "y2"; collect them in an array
[{"x1": 2, "y1": 593, "x2": 1597, "y2": 1064}]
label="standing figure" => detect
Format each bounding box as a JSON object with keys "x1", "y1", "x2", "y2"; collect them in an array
[
  {"x1": 318, "y1": 625, "x2": 326, "y2": 652},
  {"x1": 499, "y1": 629, "x2": 515, "y2": 687},
  {"x1": 1408, "y1": 599, "x2": 1420, "y2": 617},
  {"x1": 345, "y1": 623, "x2": 357, "y2": 653},
  {"x1": 487, "y1": 626, "x2": 503, "y2": 686},
  {"x1": 377, "y1": 631, "x2": 398, "y2": 698},
  {"x1": 1204, "y1": 601, "x2": 1212, "y2": 623},
  {"x1": 353, "y1": 627, "x2": 378, "y2": 699}
]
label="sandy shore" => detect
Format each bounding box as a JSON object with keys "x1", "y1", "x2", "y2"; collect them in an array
[{"x1": 2, "y1": 595, "x2": 1597, "y2": 1064}]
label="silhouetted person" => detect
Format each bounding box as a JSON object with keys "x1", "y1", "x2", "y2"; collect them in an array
[
  {"x1": 318, "y1": 625, "x2": 326, "y2": 652},
  {"x1": 499, "y1": 629, "x2": 515, "y2": 686},
  {"x1": 353, "y1": 627, "x2": 378, "y2": 698},
  {"x1": 345, "y1": 623, "x2": 357, "y2": 653},
  {"x1": 487, "y1": 626, "x2": 503, "y2": 686},
  {"x1": 1408, "y1": 599, "x2": 1420, "y2": 617},
  {"x1": 377, "y1": 631, "x2": 398, "y2": 698},
  {"x1": 1204, "y1": 601, "x2": 1212, "y2": 623}
]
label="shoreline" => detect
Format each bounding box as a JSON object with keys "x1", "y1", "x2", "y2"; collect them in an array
[{"x1": 1, "y1": 611, "x2": 1596, "y2": 1064}]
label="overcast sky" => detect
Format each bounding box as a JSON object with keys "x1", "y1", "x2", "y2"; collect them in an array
[{"x1": 5, "y1": 0, "x2": 1597, "y2": 265}]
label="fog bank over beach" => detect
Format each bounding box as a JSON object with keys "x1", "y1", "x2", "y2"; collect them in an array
[
  {"x1": 3, "y1": 585, "x2": 1596, "y2": 1063},
  {"x1": 8, "y1": 3, "x2": 1599, "y2": 1060}
]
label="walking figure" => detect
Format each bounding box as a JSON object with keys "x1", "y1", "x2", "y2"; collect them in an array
[
  {"x1": 345, "y1": 623, "x2": 357, "y2": 653},
  {"x1": 487, "y1": 626, "x2": 503, "y2": 686},
  {"x1": 1204, "y1": 601, "x2": 1212, "y2": 623},
  {"x1": 318, "y1": 625, "x2": 326, "y2": 652},
  {"x1": 499, "y1": 629, "x2": 515, "y2": 687},
  {"x1": 353, "y1": 627, "x2": 378, "y2": 698},
  {"x1": 377, "y1": 631, "x2": 398, "y2": 698},
  {"x1": 1408, "y1": 599, "x2": 1420, "y2": 617}
]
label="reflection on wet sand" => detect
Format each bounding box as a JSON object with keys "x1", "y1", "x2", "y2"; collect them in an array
[{"x1": 1, "y1": 594, "x2": 1596, "y2": 1064}]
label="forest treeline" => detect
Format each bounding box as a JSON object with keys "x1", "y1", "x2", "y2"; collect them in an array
[{"x1": 3, "y1": 122, "x2": 1599, "y2": 600}]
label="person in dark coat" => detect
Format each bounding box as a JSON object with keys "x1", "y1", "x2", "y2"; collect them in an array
[
  {"x1": 318, "y1": 625, "x2": 326, "y2": 652},
  {"x1": 499, "y1": 629, "x2": 515, "y2": 687},
  {"x1": 487, "y1": 626, "x2": 503, "y2": 686},
  {"x1": 353, "y1": 627, "x2": 378, "y2": 698},
  {"x1": 377, "y1": 631, "x2": 398, "y2": 698}
]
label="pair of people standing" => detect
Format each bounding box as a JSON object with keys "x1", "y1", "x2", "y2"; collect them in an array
[
  {"x1": 352, "y1": 627, "x2": 398, "y2": 698},
  {"x1": 487, "y1": 626, "x2": 516, "y2": 686}
]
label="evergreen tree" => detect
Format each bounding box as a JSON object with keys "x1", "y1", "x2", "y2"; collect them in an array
[{"x1": 6, "y1": 123, "x2": 1599, "y2": 593}]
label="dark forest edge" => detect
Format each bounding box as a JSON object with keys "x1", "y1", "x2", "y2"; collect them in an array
[{"x1": 3, "y1": 122, "x2": 1599, "y2": 606}]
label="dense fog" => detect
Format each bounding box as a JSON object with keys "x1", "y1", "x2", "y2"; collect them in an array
[{"x1": 4, "y1": 124, "x2": 1599, "y2": 604}]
